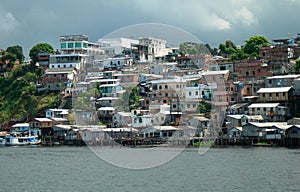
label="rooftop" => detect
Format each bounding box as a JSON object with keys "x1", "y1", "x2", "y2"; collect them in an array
[
  {"x1": 248, "y1": 103, "x2": 280, "y2": 108},
  {"x1": 257, "y1": 87, "x2": 291, "y2": 93},
  {"x1": 12, "y1": 123, "x2": 29, "y2": 128},
  {"x1": 266, "y1": 75, "x2": 300, "y2": 79}
]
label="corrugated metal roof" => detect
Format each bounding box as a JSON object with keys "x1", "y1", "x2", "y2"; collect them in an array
[
  {"x1": 257, "y1": 87, "x2": 291, "y2": 93},
  {"x1": 248, "y1": 103, "x2": 280, "y2": 108},
  {"x1": 12, "y1": 123, "x2": 29, "y2": 127},
  {"x1": 266, "y1": 75, "x2": 300, "y2": 79}
]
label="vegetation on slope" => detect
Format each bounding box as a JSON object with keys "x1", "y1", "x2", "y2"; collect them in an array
[{"x1": 0, "y1": 65, "x2": 60, "y2": 127}]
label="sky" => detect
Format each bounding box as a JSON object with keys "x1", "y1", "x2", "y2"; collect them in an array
[{"x1": 1, "y1": 0, "x2": 300, "y2": 58}]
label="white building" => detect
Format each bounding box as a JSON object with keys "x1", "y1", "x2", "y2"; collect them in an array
[
  {"x1": 95, "y1": 57, "x2": 133, "y2": 70},
  {"x1": 149, "y1": 62, "x2": 177, "y2": 76},
  {"x1": 131, "y1": 109, "x2": 152, "y2": 129},
  {"x1": 60, "y1": 35, "x2": 104, "y2": 55},
  {"x1": 98, "y1": 37, "x2": 139, "y2": 55},
  {"x1": 248, "y1": 103, "x2": 288, "y2": 121},
  {"x1": 133, "y1": 37, "x2": 167, "y2": 62},
  {"x1": 49, "y1": 54, "x2": 86, "y2": 70},
  {"x1": 46, "y1": 109, "x2": 69, "y2": 119}
]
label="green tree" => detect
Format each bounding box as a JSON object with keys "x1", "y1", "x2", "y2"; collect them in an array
[
  {"x1": 6, "y1": 45, "x2": 25, "y2": 63},
  {"x1": 114, "y1": 86, "x2": 132, "y2": 112},
  {"x1": 129, "y1": 86, "x2": 141, "y2": 111},
  {"x1": 219, "y1": 40, "x2": 238, "y2": 55},
  {"x1": 197, "y1": 101, "x2": 211, "y2": 113},
  {"x1": 1, "y1": 51, "x2": 17, "y2": 66},
  {"x1": 243, "y1": 35, "x2": 270, "y2": 57},
  {"x1": 179, "y1": 42, "x2": 210, "y2": 55},
  {"x1": 294, "y1": 59, "x2": 300, "y2": 73},
  {"x1": 230, "y1": 49, "x2": 248, "y2": 61},
  {"x1": 205, "y1": 44, "x2": 218, "y2": 55},
  {"x1": 29, "y1": 42, "x2": 55, "y2": 67}
]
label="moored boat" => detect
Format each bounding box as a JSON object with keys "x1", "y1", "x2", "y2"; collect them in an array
[
  {"x1": 0, "y1": 138, "x2": 5, "y2": 146},
  {"x1": 5, "y1": 134, "x2": 41, "y2": 146}
]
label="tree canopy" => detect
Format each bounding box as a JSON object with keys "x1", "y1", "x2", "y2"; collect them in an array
[
  {"x1": 218, "y1": 40, "x2": 238, "y2": 55},
  {"x1": 129, "y1": 86, "x2": 141, "y2": 111},
  {"x1": 29, "y1": 42, "x2": 55, "y2": 66},
  {"x1": 179, "y1": 42, "x2": 211, "y2": 55},
  {"x1": 294, "y1": 59, "x2": 300, "y2": 73},
  {"x1": 243, "y1": 35, "x2": 270, "y2": 57},
  {"x1": 1, "y1": 45, "x2": 25, "y2": 67},
  {"x1": 6, "y1": 45, "x2": 25, "y2": 63}
]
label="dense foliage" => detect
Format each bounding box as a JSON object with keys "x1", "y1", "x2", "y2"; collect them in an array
[
  {"x1": 179, "y1": 42, "x2": 211, "y2": 55},
  {"x1": 1, "y1": 45, "x2": 25, "y2": 68},
  {"x1": 29, "y1": 42, "x2": 55, "y2": 67},
  {"x1": 0, "y1": 65, "x2": 60, "y2": 127}
]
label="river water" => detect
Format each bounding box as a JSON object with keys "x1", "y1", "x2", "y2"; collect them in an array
[{"x1": 0, "y1": 146, "x2": 299, "y2": 192}]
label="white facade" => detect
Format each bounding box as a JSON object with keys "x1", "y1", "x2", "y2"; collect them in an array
[
  {"x1": 46, "y1": 109, "x2": 69, "y2": 119},
  {"x1": 131, "y1": 110, "x2": 152, "y2": 129},
  {"x1": 149, "y1": 62, "x2": 177, "y2": 76},
  {"x1": 248, "y1": 103, "x2": 287, "y2": 121},
  {"x1": 60, "y1": 35, "x2": 104, "y2": 55},
  {"x1": 49, "y1": 54, "x2": 85, "y2": 70},
  {"x1": 98, "y1": 37, "x2": 139, "y2": 55}
]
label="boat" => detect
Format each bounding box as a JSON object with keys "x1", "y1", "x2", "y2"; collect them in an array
[
  {"x1": 0, "y1": 138, "x2": 5, "y2": 146},
  {"x1": 5, "y1": 134, "x2": 41, "y2": 146}
]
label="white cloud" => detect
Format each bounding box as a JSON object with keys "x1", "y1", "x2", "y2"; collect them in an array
[
  {"x1": 0, "y1": 12, "x2": 20, "y2": 32},
  {"x1": 207, "y1": 13, "x2": 231, "y2": 30},
  {"x1": 235, "y1": 7, "x2": 258, "y2": 26}
]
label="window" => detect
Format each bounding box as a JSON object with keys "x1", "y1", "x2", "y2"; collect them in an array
[
  {"x1": 60, "y1": 43, "x2": 66, "y2": 49},
  {"x1": 189, "y1": 92, "x2": 192, "y2": 96},
  {"x1": 75, "y1": 42, "x2": 82, "y2": 48},
  {"x1": 252, "y1": 71, "x2": 255, "y2": 75},
  {"x1": 159, "y1": 85, "x2": 162, "y2": 89},
  {"x1": 68, "y1": 42, "x2": 74, "y2": 48},
  {"x1": 187, "y1": 104, "x2": 190, "y2": 108},
  {"x1": 262, "y1": 93, "x2": 265, "y2": 97},
  {"x1": 195, "y1": 91, "x2": 198, "y2": 95},
  {"x1": 246, "y1": 71, "x2": 249, "y2": 76},
  {"x1": 165, "y1": 85, "x2": 168, "y2": 89},
  {"x1": 276, "y1": 93, "x2": 279, "y2": 97},
  {"x1": 83, "y1": 42, "x2": 88, "y2": 48}
]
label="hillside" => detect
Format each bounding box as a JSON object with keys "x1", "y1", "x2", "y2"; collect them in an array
[{"x1": 0, "y1": 65, "x2": 61, "y2": 128}]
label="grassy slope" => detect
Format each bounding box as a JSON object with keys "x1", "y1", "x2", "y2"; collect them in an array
[{"x1": 0, "y1": 65, "x2": 60, "y2": 127}]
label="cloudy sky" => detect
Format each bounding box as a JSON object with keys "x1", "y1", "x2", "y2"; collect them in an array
[{"x1": 1, "y1": 0, "x2": 300, "y2": 58}]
